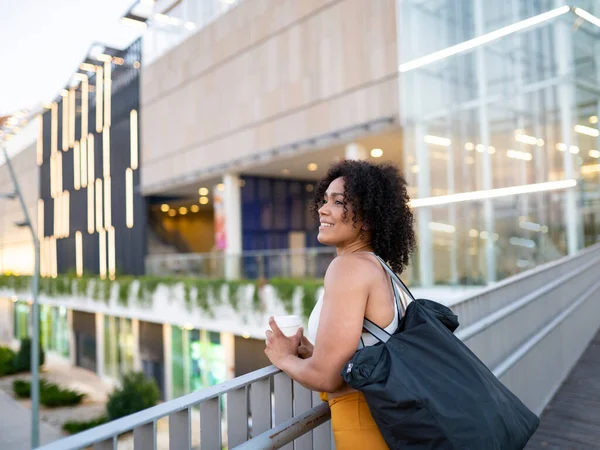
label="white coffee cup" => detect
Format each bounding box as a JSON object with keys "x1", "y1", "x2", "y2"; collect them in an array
[{"x1": 272, "y1": 315, "x2": 302, "y2": 337}]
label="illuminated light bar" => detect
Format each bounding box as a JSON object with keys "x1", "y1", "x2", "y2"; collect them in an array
[
  {"x1": 574, "y1": 7, "x2": 600, "y2": 29},
  {"x1": 515, "y1": 131, "x2": 543, "y2": 146},
  {"x1": 103, "y1": 126, "x2": 110, "y2": 177},
  {"x1": 74, "y1": 141, "x2": 81, "y2": 190},
  {"x1": 590, "y1": 149, "x2": 600, "y2": 158},
  {"x1": 51, "y1": 102, "x2": 58, "y2": 156},
  {"x1": 507, "y1": 149, "x2": 533, "y2": 161},
  {"x1": 62, "y1": 92, "x2": 69, "y2": 151},
  {"x1": 574, "y1": 124, "x2": 599, "y2": 137},
  {"x1": 104, "y1": 176, "x2": 112, "y2": 229},
  {"x1": 80, "y1": 62, "x2": 98, "y2": 72},
  {"x1": 130, "y1": 110, "x2": 138, "y2": 170},
  {"x1": 63, "y1": 190, "x2": 70, "y2": 238},
  {"x1": 409, "y1": 179, "x2": 577, "y2": 208},
  {"x1": 108, "y1": 227, "x2": 116, "y2": 280},
  {"x1": 428, "y1": 222, "x2": 456, "y2": 233},
  {"x1": 38, "y1": 199, "x2": 44, "y2": 240},
  {"x1": 96, "y1": 53, "x2": 113, "y2": 62},
  {"x1": 87, "y1": 134, "x2": 95, "y2": 186},
  {"x1": 399, "y1": 6, "x2": 570, "y2": 73},
  {"x1": 76, "y1": 231, "x2": 83, "y2": 277},
  {"x1": 96, "y1": 67, "x2": 103, "y2": 132},
  {"x1": 50, "y1": 155, "x2": 56, "y2": 198},
  {"x1": 95, "y1": 178, "x2": 103, "y2": 232},
  {"x1": 104, "y1": 61, "x2": 111, "y2": 127},
  {"x1": 81, "y1": 76, "x2": 89, "y2": 141},
  {"x1": 87, "y1": 183, "x2": 95, "y2": 234},
  {"x1": 424, "y1": 135, "x2": 451, "y2": 147},
  {"x1": 56, "y1": 151, "x2": 63, "y2": 195},
  {"x1": 51, "y1": 237, "x2": 58, "y2": 278},
  {"x1": 80, "y1": 138, "x2": 87, "y2": 188},
  {"x1": 54, "y1": 192, "x2": 61, "y2": 238},
  {"x1": 99, "y1": 229, "x2": 107, "y2": 280},
  {"x1": 37, "y1": 115, "x2": 43, "y2": 166},
  {"x1": 69, "y1": 87, "x2": 76, "y2": 147},
  {"x1": 126, "y1": 168, "x2": 134, "y2": 228}
]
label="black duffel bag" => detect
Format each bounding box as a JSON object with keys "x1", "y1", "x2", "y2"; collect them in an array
[{"x1": 342, "y1": 254, "x2": 539, "y2": 449}]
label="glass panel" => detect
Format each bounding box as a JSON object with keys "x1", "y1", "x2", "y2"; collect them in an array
[{"x1": 171, "y1": 326, "x2": 185, "y2": 398}]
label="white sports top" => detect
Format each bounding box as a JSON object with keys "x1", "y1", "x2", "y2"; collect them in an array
[{"x1": 306, "y1": 275, "x2": 409, "y2": 348}]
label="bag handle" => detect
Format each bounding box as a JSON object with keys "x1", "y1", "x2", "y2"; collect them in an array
[{"x1": 368, "y1": 253, "x2": 416, "y2": 304}]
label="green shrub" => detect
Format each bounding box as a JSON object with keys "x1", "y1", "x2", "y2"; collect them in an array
[
  {"x1": 12, "y1": 378, "x2": 85, "y2": 407},
  {"x1": 106, "y1": 372, "x2": 160, "y2": 421},
  {"x1": 0, "y1": 346, "x2": 17, "y2": 376},
  {"x1": 63, "y1": 416, "x2": 107, "y2": 434},
  {"x1": 13, "y1": 338, "x2": 45, "y2": 373}
]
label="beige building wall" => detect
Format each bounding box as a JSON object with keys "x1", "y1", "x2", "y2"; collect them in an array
[
  {"x1": 0, "y1": 144, "x2": 38, "y2": 274},
  {"x1": 141, "y1": 0, "x2": 399, "y2": 194}
]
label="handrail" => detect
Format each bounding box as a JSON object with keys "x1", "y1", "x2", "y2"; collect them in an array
[
  {"x1": 232, "y1": 403, "x2": 331, "y2": 450},
  {"x1": 36, "y1": 365, "x2": 281, "y2": 450}
]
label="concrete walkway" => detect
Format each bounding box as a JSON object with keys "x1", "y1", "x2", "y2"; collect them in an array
[{"x1": 0, "y1": 390, "x2": 63, "y2": 450}]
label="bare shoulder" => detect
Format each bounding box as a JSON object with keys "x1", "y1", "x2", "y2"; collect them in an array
[{"x1": 324, "y1": 253, "x2": 381, "y2": 289}]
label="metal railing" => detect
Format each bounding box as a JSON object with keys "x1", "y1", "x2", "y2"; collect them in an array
[
  {"x1": 145, "y1": 247, "x2": 337, "y2": 279},
  {"x1": 39, "y1": 243, "x2": 600, "y2": 449},
  {"x1": 36, "y1": 366, "x2": 332, "y2": 450}
]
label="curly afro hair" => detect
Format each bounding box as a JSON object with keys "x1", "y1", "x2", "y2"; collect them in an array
[{"x1": 310, "y1": 160, "x2": 416, "y2": 274}]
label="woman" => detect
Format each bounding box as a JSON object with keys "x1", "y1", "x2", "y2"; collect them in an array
[{"x1": 264, "y1": 160, "x2": 416, "y2": 448}]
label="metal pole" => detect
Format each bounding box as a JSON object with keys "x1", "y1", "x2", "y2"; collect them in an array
[{"x1": 1, "y1": 145, "x2": 41, "y2": 449}]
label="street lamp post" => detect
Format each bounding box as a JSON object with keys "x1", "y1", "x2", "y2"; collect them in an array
[{"x1": 1, "y1": 145, "x2": 41, "y2": 449}]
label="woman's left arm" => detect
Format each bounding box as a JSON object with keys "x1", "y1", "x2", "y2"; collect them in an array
[{"x1": 265, "y1": 256, "x2": 374, "y2": 392}]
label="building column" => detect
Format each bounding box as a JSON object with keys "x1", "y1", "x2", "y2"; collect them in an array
[
  {"x1": 95, "y1": 313, "x2": 104, "y2": 378},
  {"x1": 474, "y1": 0, "x2": 496, "y2": 284},
  {"x1": 554, "y1": 0, "x2": 579, "y2": 255},
  {"x1": 163, "y1": 324, "x2": 173, "y2": 401},
  {"x1": 132, "y1": 319, "x2": 142, "y2": 372},
  {"x1": 345, "y1": 142, "x2": 367, "y2": 161},
  {"x1": 223, "y1": 173, "x2": 242, "y2": 280}
]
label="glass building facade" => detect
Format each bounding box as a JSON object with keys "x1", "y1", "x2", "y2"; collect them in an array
[
  {"x1": 399, "y1": 0, "x2": 600, "y2": 287},
  {"x1": 103, "y1": 315, "x2": 135, "y2": 380}
]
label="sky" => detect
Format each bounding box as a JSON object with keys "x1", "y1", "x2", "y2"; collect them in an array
[{"x1": 0, "y1": 0, "x2": 141, "y2": 117}]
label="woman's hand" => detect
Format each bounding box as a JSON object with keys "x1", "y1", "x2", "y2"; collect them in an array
[
  {"x1": 264, "y1": 317, "x2": 303, "y2": 368},
  {"x1": 298, "y1": 335, "x2": 314, "y2": 359}
]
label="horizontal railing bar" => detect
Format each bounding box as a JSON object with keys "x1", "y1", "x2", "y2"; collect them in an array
[
  {"x1": 36, "y1": 365, "x2": 281, "y2": 450},
  {"x1": 232, "y1": 403, "x2": 331, "y2": 450},
  {"x1": 145, "y1": 246, "x2": 336, "y2": 261},
  {"x1": 455, "y1": 252, "x2": 600, "y2": 341},
  {"x1": 493, "y1": 278, "x2": 600, "y2": 378}
]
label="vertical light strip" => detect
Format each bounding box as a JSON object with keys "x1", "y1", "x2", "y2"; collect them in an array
[
  {"x1": 87, "y1": 134, "x2": 95, "y2": 186},
  {"x1": 73, "y1": 141, "x2": 81, "y2": 190},
  {"x1": 62, "y1": 92, "x2": 69, "y2": 151},
  {"x1": 75, "y1": 231, "x2": 83, "y2": 277},
  {"x1": 96, "y1": 67, "x2": 103, "y2": 133},
  {"x1": 51, "y1": 102, "x2": 58, "y2": 156},
  {"x1": 99, "y1": 230, "x2": 107, "y2": 280},
  {"x1": 80, "y1": 138, "x2": 87, "y2": 188},
  {"x1": 37, "y1": 199, "x2": 44, "y2": 240},
  {"x1": 40, "y1": 237, "x2": 46, "y2": 278},
  {"x1": 102, "y1": 126, "x2": 110, "y2": 177},
  {"x1": 69, "y1": 87, "x2": 76, "y2": 147},
  {"x1": 50, "y1": 155, "x2": 56, "y2": 198},
  {"x1": 55, "y1": 192, "x2": 62, "y2": 238},
  {"x1": 108, "y1": 227, "x2": 116, "y2": 280},
  {"x1": 104, "y1": 61, "x2": 112, "y2": 127},
  {"x1": 95, "y1": 178, "x2": 103, "y2": 232},
  {"x1": 126, "y1": 168, "x2": 134, "y2": 228},
  {"x1": 104, "y1": 176, "x2": 112, "y2": 229},
  {"x1": 56, "y1": 151, "x2": 63, "y2": 195},
  {"x1": 52, "y1": 237, "x2": 58, "y2": 278},
  {"x1": 81, "y1": 76, "x2": 88, "y2": 139},
  {"x1": 37, "y1": 114, "x2": 43, "y2": 166},
  {"x1": 87, "y1": 183, "x2": 95, "y2": 234},
  {"x1": 63, "y1": 190, "x2": 70, "y2": 238},
  {"x1": 130, "y1": 110, "x2": 138, "y2": 170}
]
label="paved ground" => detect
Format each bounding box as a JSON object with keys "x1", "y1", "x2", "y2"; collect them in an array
[
  {"x1": 526, "y1": 330, "x2": 600, "y2": 449},
  {"x1": 0, "y1": 390, "x2": 64, "y2": 450}
]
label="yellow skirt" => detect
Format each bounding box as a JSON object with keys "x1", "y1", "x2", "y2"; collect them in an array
[{"x1": 320, "y1": 391, "x2": 388, "y2": 449}]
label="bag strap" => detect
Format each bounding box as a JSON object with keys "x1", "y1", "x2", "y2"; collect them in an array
[{"x1": 360, "y1": 253, "x2": 415, "y2": 344}]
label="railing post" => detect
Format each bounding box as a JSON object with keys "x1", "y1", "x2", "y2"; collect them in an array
[
  {"x1": 200, "y1": 397, "x2": 222, "y2": 449},
  {"x1": 250, "y1": 378, "x2": 272, "y2": 437},
  {"x1": 133, "y1": 422, "x2": 156, "y2": 450},
  {"x1": 294, "y1": 382, "x2": 314, "y2": 450},
  {"x1": 169, "y1": 409, "x2": 191, "y2": 450},
  {"x1": 227, "y1": 387, "x2": 249, "y2": 446},
  {"x1": 274, "y1": 373, "x2": 294, "y2": 450}
]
